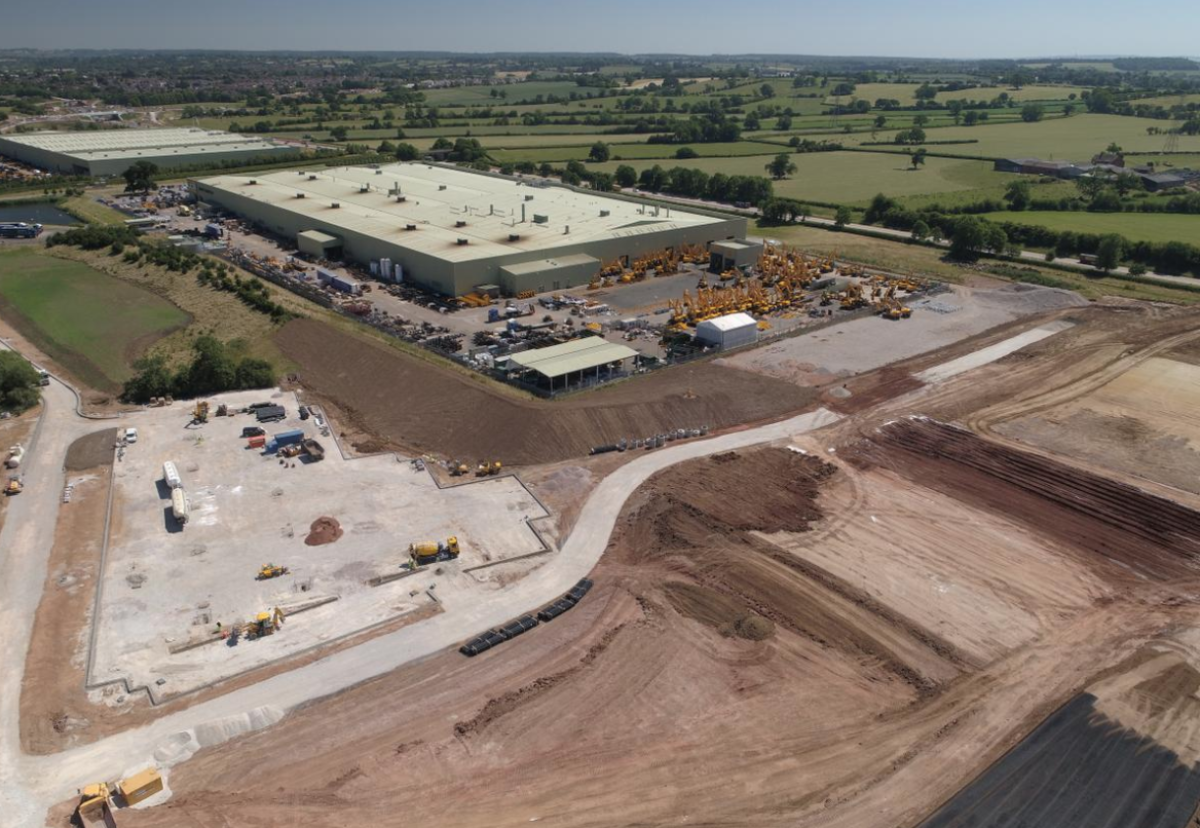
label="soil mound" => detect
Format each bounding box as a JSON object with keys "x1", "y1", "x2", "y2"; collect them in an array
[
  {"x1": 65, "y1": 428, "x2": 118, "y2": 471},
  {"x1": 305, "y1": 516, "x2": 343, "y2": 546},
  {"x1": 274, "y1": 317, "x2": 817, "y2": 465}
]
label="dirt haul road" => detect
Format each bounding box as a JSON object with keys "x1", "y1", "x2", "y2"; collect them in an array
[{"x1": 0, "y1": 336, "x2": 839, "y2": 825}]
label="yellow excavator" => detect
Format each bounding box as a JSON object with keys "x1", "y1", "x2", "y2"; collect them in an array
[
  {"x1": 243, "y1": 607, "x2": 285, "y2": 639},
  {"x1": 475, "y1": 460, "x2": 502, "y2": 476},
  {"x1": 78, "y1": 768, "x2": 164, "y2": 826},
  {"x1": 257, "y1": 563, "x2": 290, "y2": 580},
  {"x1": 191, "y1": 400, "x2": 209, "y2": 425},
  {"x1": 4, "y1": 475, "x2": 22, "y2": 496}
]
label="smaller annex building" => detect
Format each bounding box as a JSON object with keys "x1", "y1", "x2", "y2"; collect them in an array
[
  {"x1": 696, "y1": 312, "x2": 759, "y2": 351},
  {"x1": 0, "y1": 128, "x2": 292, "y2": 177},
  {"x1": 508, "y1": 337, "x2": 639, "y2": 392}
]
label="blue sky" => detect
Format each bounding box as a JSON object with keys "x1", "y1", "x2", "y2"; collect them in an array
[{"x1": 2, "y1": 0, "x2": 1197, "y2": 58}]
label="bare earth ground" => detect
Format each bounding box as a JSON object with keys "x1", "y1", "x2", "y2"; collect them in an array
[
  {"x1": 110, "y1": 300, "x2": 1200, "y2": 828},
  {"x1": 275, "y1": 316, "x2": 818, "y2": 465},
  {"x1": 20, "y1": 463, "x2": 113, "y2": 755},
  {"x1": 119, "y1": 424, "x2": 1200, "y2": 828}
]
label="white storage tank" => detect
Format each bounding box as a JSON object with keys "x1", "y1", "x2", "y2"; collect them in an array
[
  {"x1": 171, "y1": 488, "x2": 190, "y2": 526},
  {"x1": 695, "y1": 312, "x2": 759, "y2": 351},
  {"x1": 162, "y1": 461, "x2": 183, "y2": 490}
]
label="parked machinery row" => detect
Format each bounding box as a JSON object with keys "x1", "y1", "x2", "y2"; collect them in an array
[{"x1": 460, "y1": 579, "x2": 594, "y2": 657}]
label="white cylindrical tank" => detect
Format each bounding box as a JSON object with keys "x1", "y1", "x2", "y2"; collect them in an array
[
  {"x1": 5, "y1": 445, "x2": 24, "y2": 469},
  {"x1": 171, "y1": 488, "x2": 189, "y2": 525},
  {"x1": 162, "y1": 461, "x2": 183, "y2": 490}
]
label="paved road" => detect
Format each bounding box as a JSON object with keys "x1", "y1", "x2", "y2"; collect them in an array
[
  {"x1": 0, "y1": 350, "x2": 114, "y2": 823},
  {"x1": 0, "y1": 341, "x2": 840, "y2": 824}
]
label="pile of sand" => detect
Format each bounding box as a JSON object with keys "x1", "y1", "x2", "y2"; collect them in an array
[{"x1": 305, "y1": 516, "x2": 343, "y2": 546}]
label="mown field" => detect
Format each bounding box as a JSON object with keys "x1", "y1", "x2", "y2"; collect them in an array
[
  {"x1": 842, "y1": 114, "x2": 1200, "y2": 159},
  {"x1": 592, "y1": 151, "x2": 1016, "y2": 206},
  {"x1": 980, "y1": 210, "x2": 1200, "y2": 244},
  {"x1": 826, "y1": 83, "x2": 1086, "y2": 107},
  {"x1": 0, "y1": 248, "x2": 190, "y2": 391},
  {"x1": 489, "y1": 140, "x2": 787, "y2": 164}
]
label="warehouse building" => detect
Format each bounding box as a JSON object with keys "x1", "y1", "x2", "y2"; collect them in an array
[
  {"x1": 0, "y1": 128, "x2": 293, "y2": 177},
  {"x1": 193, "y1": 163, "x2": 747, "y2": 297},
  {"x1": 695, "y1": 312, "x2": 759, "y2": 351}
]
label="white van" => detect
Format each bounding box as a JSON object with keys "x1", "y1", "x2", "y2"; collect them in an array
[{"x1": 125, "y1": 427, "x2": 138, "y2": 444}]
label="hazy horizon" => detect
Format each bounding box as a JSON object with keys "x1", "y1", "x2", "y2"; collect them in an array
[{"x1": 2, "y1": 0, "x2": 1197, "y2": 60}]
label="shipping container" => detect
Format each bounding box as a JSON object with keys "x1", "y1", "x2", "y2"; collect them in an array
[
  {"x1": 247, "y1": 435, "x2": 267, "y2": 449},
  {"x1": 273, "y1": 429, "x2": 305, "y2": 446},
  {"x1": 162, "y1": 461, "x2": 183, "y2": 490}
]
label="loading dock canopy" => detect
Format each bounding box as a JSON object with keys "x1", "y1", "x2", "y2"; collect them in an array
[
  {"x1": 297, "y1": 229, "x2": 342, "y2": 257},
  {"x1": 509, "y1": 337, "x2": 638, "y2": 379}
]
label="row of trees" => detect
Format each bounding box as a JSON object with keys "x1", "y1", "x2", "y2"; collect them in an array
[
  {"x1": 122, "y1": 336, "x2": 275, "y2": 404},
  {"x1": 858, "y1": 193, "x2": 1200, "y2": 274},
  {"x1": 48, "y1": 226, "x2": 292, "y2": 320},
  {"x1": 624, "y1": 164, "x2": 774, "y2": 206},
  {"x1": 0, "y1": 352, "x2": 40, "y2": 414}
]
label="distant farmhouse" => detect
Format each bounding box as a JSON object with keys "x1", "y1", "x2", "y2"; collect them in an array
[{"x1": 994, "y1": 152, "x2": 1200, "y2": 192}]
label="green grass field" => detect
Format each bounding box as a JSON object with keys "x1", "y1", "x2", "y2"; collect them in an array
[
  {"x1": 824, "y1": 83, "x2": 1085, "y2": 107},
  {"x1": 489, "y1": 141, "x2": 786, "y2": 164},
  {"x1": 593, "y1": 151, "x2": 1014, "y2": 206},
  {"x1": 0, "y1": 249, "x2": 190, "y2": 392},
  {"x1": 60, "y1": 196, "x2": 129, "y2": 226},
  {"x1": 979, "y1": 210, "x2": 1200, "y2": 244},
  {"x1": 844, "y1": 114, "x2": 1200, "y2": 159}
]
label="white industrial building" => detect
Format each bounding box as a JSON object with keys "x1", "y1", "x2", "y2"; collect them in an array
[
  {"x1": 0, "y1": 128, "x2": 293, "y2": 177},
  {"x1": 193, "y1": 163, "x2": 748, "y2": 297},
  {"x1": 695, "y1": 312, "x2": 759, "y2": 351}
]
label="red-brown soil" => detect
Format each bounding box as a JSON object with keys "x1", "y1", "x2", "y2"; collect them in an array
[
  {"x1": 304, "y1": 515, "x2": 343, "y2": 546},
  {"x1": 275, "y1": 317, "x2": 818, "y2": 464},
  {"x1": 846, "y1": 418, "x2": 1200, "y2": 584}
]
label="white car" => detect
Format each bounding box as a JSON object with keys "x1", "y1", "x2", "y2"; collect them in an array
[{"x1": 124, "y1": 427, "x2": 138, "y2": 444}]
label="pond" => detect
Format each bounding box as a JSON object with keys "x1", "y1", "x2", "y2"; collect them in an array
[{"x1": 0, "y1": 203, "x2": 81, "y2": 226}]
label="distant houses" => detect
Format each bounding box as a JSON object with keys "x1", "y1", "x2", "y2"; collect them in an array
[{"x1": 993, "y1": 154, "x2": 1199, "y2": 192}]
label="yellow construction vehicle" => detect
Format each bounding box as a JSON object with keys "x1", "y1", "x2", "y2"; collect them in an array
[
  {"x1": 475, "y1": 460, "x2": 501, "y2": 476},
  {"x1": 191, "y1": 401, "x2": 209, "y2": 424},
  {"x1": 257, "y1": 563, "x2": 290, "y2": 580},
  {"x1": 449, "y1": 459, "x2": 469, "y2": 476},
  {"x1": 77, "y1": 768, "x2": 163, "y2": 826},
  {"x1": 4, "y1": 475, "x2": 22, "y2": 496},
  {"x1": 410, "y1": 536, "x2": 461, "y2": 566},
  {"x1": 243, "y1": 607, "x2": 285, "y2": 639}
]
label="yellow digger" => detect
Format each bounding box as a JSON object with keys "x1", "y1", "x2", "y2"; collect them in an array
[
  {"x1": 4, "y1": 475, "x2": 22, "y2": 496},
  {"x1": 257, "y1": 563, "x2": 290, "y2": 580},
  {"x1": 78, "y1": 768, "x2": 163, "y2": 826},
  {"x1": 243, "y1": 607, "x2": 285, "y2": 639}
]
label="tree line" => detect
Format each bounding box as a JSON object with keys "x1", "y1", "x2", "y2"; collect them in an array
[{"x1": 122, "y1": 336, "x2": 275, "y2": 404}]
